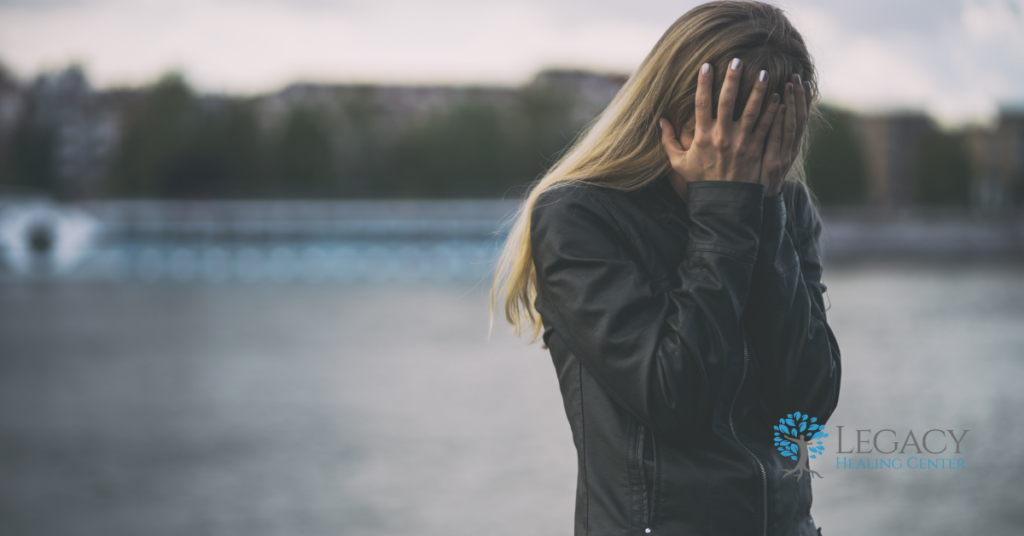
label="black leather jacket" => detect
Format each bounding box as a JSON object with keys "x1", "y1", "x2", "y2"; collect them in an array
[{"x1": 530, "y1": 176, "x2": 841, "y2": 536}]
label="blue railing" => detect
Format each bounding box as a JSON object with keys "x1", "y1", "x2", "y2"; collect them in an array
[{"x1": 0, "y1": 199, "x2": 522, "y2": 282}]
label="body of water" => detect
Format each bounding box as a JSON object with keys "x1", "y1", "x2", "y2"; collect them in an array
[{"x1": 1, "y1": 262, "x2": 1022, "y2": 535}]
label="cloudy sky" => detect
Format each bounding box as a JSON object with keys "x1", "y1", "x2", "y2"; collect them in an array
[{"x1": 1, "y1": 0, "x2": 1022, "y2": 126}]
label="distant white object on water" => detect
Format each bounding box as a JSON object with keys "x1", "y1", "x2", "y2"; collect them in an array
[{"x1": 0, "y1": 202, "x2": 101, "y2": 276}]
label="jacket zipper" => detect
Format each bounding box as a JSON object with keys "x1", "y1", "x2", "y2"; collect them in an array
[
  {"x1": 636, "y1": 423, "x2": 654, "y2": 531},
  {"x1": 728, "y1": 332, "x2": 768, "y2": 536}
]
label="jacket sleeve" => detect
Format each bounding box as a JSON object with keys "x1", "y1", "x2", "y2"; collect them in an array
[
  {"x1": 530, "y1": 180, "x2": 766, "y2": 445},
  {"x1": 743, "y1": 180, "x2": 842, "y2": 424}
]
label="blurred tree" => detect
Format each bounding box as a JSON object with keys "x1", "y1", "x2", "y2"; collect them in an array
[
  {"x1": 107, "y1": 73, "x2": 193, "y2": 196},
  {"x1": 511, "y1": 84, "x2": 579, "y2": 195},
  {"x1": 91, "y1": 70, "x2": 609, "y2": 199},
  {"x1": 392, "y1": 99, "x2": 519, "y2": 198},
  {"x1": 334, "y1": 88, "x2": 386, "y2": 198},
  {"x1": 913, "y1": 130, "x2": 972, "y2": 205},
  {"x1": 803, "y1": 105, "x2": 868, "y2": 204},
  {"x1": 1, "y1": 122, "x2": 56, "y2": 195},
  {"x1": 106, "y1": 73, "x2": 264, "y2": 198},
  {"x1": 270, "y1": 106, "x2": 336, "y2": 196},
  {"x1": 1013, "y1": 169, "x2": 1024, "y2": 206}
]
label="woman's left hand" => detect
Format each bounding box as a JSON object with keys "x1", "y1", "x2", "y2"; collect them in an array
[{"x1": 761, "y1": 74, "x2": 812, "y2": 196}]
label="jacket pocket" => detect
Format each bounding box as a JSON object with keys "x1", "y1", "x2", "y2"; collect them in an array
[{"x1": 635, "y1": 423, "x2": 658, "y2": 531}]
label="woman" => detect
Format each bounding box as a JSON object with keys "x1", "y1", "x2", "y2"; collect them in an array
[{"x1": 490, "y1": 2, "x2": 841, "y2": 535}]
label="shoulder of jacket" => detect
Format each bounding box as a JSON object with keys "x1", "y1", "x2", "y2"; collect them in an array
[
  {"x1": 532, "y1": 182, "x2": 619, "y2": 222},
  {"x1": 529, "y1": 182, "x2": 641, "y2": 248}
]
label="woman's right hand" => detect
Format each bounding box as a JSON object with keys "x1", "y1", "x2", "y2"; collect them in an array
[
  {"x1": 760, "y1": 74, "x2": 812, "y2": 197},
  {"x1": 659, "y1": 58, "x2": 782, "y2": 201}
]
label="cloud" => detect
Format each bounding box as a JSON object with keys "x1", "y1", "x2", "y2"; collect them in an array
[
  {"x1": 0, "y1": 0, "x2": 89, "y2": 7},
  {"x1": 0, "y1": 0, "x2": 662, "y2": 91},
  {"x1": 0, "y1": 0, "x2": 1021, "y2": 125},
  {"x1": 786, "y1": 0, "x2": 1024, "y2": 125}
]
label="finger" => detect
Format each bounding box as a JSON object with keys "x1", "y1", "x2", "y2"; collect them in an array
[
  {"x1": 804, "y1": 80, "x2": 813, "y2": 116},
  {"x1": 752, "y1": 92, "x2": 781, "y2": 148},
  {"x1": 716, "y1": 57, "x2": 743, "y2": 131},
  {"x1": 694, "y1": 62, "x2": 713, "y2": 136},
  {"x1": 780, "y1": 82, "x2": 797, "y2": 165},
  {"x1": 739, "y1": 69, "x2": 770, "y2": 137},
  {"x1": 659, "y1": 118, "x2": 685, "y2": 157},
  {"x1": 799, "y1": 80, "x2": 813, "y2": 157},
  {"x1": 791, "y1": 74, "x2": 808, "y2": 159},
  {"x1": 764, "y1": 102, "x2": 785, "y2": 172}
]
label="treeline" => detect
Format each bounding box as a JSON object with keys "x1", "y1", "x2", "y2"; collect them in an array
[
  {"x1": 1, "y1": 70, "x2": 976, "y2": 204},
  {"x1": 108, "y1": 74, "x2": 558, "y2": 199},
  {"x1": 2, "y1": 72, "x2": 585, "y2": 200}
]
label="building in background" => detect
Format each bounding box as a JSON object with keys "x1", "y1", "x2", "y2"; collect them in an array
[
  {"x1": 0, "y1": 65, "x2": 128, "y2": 199},
  {"x1": 0, "y1": 65, "x2": 24, "y2": 187},
  {"x1": 962, "y1": 108, "x2": 1024, "y2": 212},
  {"x1": 0, "y1": 62, "x2": 1021, "y2": 208},
  {"x1": 528, "y1": 69, "x2": 629, "y2": 126},
  {"x1": 965, "y1": 126, "x2": 1001, "y2": 210},
  {"x1": 997, "y1": 109, "x2": 1024, "y2": 206},
  {"x1": 852, "y1": 112, "x2": 934, "y2": 206}
]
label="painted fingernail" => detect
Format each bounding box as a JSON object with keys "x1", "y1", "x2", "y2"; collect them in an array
[
  {"x1": 759, "y1": 70, "x2": 767, "y2": 83},
  {"x1": 771, "y1": 93, "x2": 780, "y2": 104},
  {"x1": 730, "y1": 58, "x2": 741, "y2": 71},
  {"x1": 701, "y1": 63, "x2": 710, "y2": 75},
  {"x1": 804, "y1": 81, "x2": 811, "y2": 94},
  {"x1": 795, "y1": 74, "x2": 802, "y2": 85},
  {"x1": 788, "y1": 83, "x2": 794, "y2": 95}
]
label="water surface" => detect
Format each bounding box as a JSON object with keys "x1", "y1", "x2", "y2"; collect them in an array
[{"x1": 1, "y1": 262, "x2": 1022, "y2": 535}]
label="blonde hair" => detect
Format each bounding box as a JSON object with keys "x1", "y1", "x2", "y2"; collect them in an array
[{"x1": 489, "y1": 1, "x2": 819, "y2": 344}]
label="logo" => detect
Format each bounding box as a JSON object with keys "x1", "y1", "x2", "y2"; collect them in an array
[{"x1": 773, "y1": 411, "x2": 828, "y2": 480}]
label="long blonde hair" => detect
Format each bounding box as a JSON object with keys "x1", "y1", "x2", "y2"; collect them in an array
[{"x1": 489, "y1": 1, "x2": 819, "y2": 344}]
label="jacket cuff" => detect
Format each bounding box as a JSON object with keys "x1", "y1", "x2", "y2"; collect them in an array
[
  {"x1": 762, "y1": 190, "x2": 787, "y2": 232},
  {"x1": 685, "y1": 181, "x2": 765, "y2": 264},
  {"x1": 755, "y1": 190, "x2": 801, "y2": 278}
]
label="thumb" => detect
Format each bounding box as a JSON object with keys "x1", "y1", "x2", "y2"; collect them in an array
[{"x1": 659, "y1": 118, "x2": 686, "y2": 157}]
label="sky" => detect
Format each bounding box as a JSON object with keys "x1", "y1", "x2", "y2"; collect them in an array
[{"x1": 0, "y1": 0, "x2": 1022, "y2": 126}]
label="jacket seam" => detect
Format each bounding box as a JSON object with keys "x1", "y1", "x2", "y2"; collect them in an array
[
  {"x1": 579, "y1": 360, "x2": 589, "y2": 536},
  {"x1": 631, "y1": 419, "x2": 644, "y2": 533},
  {"x1": 689, "y1": 198, "x2": 761, "y2": 206},
  {"x1": 686, "y1": 243, "x2": 758, "y2": 264},
  {"x1": 778, "y1": 256, "x2": 801, "y2": 277},
  {"x1": 702, "y1": 447, "x2": 716, "y2": 536},
  {"x1": 652, "y1": 429, "x2": 661, "y2": 530},
  {"x1": 760, "y1": 255, "x2": 800, "y2": 285}
]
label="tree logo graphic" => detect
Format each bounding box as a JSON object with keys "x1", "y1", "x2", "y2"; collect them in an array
[{"x1": 773, "y1": 412, "x2": 828, "y2": 480}]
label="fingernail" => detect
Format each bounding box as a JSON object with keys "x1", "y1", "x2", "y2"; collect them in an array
[
  {"x1": 788, "y1": 83, "x2": 794, "y2": 95},
  {"x1": 730, "y1": 58, "x2": 741, "y2": 71},
  {"x1": 759, "y1": 70, "x2": 767, "y2": 83},
  {"x1": 701, "y1": 63, "x2": 710, "y2": 75},
  {"x1": 804, "y1": 81, "x2": 811, "y2": 93},
  {"x1": 795, "y1": 74, "x2": 802, "y2": 85},
  {"x1": 771, "y1": 93, "x2": 780, "y2": 104},
  {"x1": 658, "y1": 119, "x2": 665, "y2": 131}
]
